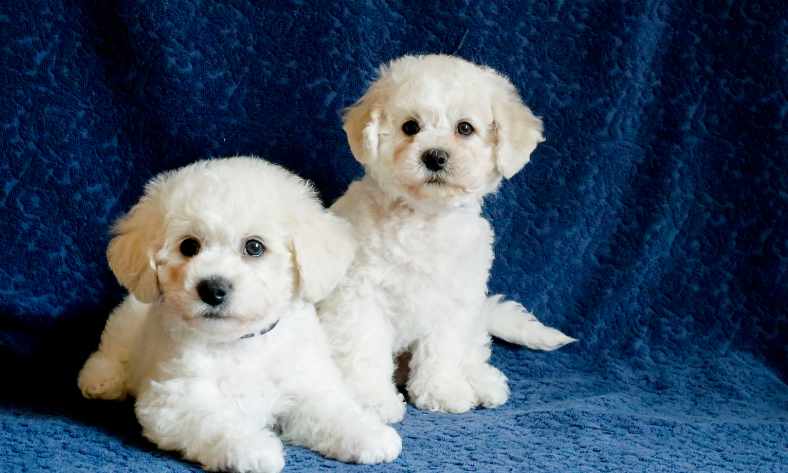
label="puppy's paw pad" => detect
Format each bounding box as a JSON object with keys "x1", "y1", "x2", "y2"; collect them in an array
[
  {"x1": 333, "y1": 424, "x2": 402, "y2": 464},
  {"x1": 203, "y1": 433, "x2": 285, "y2": 473},
  {"x1": 78, "y1": 353, "x2": 126, "y2": 400},
  {"x1": 468, "y1": 365, "x2": 509, "y2": 408},
  {"x1": 409, "y1": 378, "x2": 476, "y2": 414},
  {"x1": 229, "y1": 451, "x2": 284, "y2": 473},
  {"x1": 355, "y1": 425, "x2": 402, "y2": 464}
]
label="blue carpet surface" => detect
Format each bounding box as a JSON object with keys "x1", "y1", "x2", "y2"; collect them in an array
[{"x1": 1, "y1": 1, "x2": 786, "y2": 472}]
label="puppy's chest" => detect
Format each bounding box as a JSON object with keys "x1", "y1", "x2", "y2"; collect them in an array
[
  {"x1": 173, "y1": 341, "x2": 280, "y2": 383},
  {"x1": 361, "y1": 208, "x2": 492, "y2": 283}
]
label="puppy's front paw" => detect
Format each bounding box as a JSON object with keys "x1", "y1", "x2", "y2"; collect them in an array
[
  {"x1": 408, "y1": 376, "x2": 476, "y2": 414},
  {"x1": 78, "y1": 352, "x2": 126, "y2": 400},
  {"x1": 467, "y1": 364, "x2": 509, "y2": 408},
  {"x1": 202, "y1": 431, "x2": 285, "y2": 473},
  {"x1": 331, "y1": 424, "x2": 402, "y2": 464}
]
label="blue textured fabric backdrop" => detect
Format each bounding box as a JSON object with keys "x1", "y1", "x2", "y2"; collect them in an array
[{"x1": 1, "y1": 1, "x2": 786, "y2": 472}]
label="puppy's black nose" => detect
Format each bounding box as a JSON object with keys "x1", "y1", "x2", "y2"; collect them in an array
[
  {"x1": 197, "y1": 277, "x2": 232, "y2": 307},
  {"x1": 421, "y1": 148, "x2": 449, "y2": 172}
]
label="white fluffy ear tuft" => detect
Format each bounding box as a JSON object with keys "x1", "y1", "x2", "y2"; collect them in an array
[
  {"x1": 291, "y1": 211, "x2": 357, "y2": 303},
  {"x1": 106, "y1": 187, "x2": 165, "y2": 303},
  {"x1": 492, "y1": 83, "x2": 545, "y2": 179},
  {"x1": 342, "y1": 83, "x2": 383, "y2": 165}
]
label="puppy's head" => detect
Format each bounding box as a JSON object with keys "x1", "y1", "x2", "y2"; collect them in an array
[
  {"x1": 106, "y1": 157, "x2": 355, "y2": 343},
  {"x1": 344, "y1": 54, "x2": 544, "y2": 208}
]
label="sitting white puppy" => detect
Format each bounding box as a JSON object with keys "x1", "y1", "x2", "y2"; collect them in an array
[
  {"x1": 319, "y1": 55, "x2": 575, "y2": 422},
  {"x1": 78, "y1": 157, "x2": 401, "y2": 472}
]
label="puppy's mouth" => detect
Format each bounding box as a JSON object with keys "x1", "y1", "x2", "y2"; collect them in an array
[
  {"x1": 195, "y1": 309, "x2": 245, "y2": 322},
  {"x1": 201, "y1": 310, "x2": 226, "y2": 320},
  {"x1": 401, "y1": 174, "x2": 468, "y2": 200},
  {"x1": 421, "y1": 175, "x2": 466, "y2": 193}
]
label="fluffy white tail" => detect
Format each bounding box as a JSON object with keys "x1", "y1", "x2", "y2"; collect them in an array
[{"x1": 485, "y1": 295, "x2": 576, "y2": 351}]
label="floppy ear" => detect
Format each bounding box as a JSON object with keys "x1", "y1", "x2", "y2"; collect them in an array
[
  {"x1": 291, "y1": 211, "x2": 357, "y2": 303},
  {"x1": 342, "y1": 83, "x2": 383, "y2": 165},
  {"x1": 492, "y1": 82, "x2": 545, "y2": 179},
  {"x1": 106, "y1": 185, "x2": 166, "y2": 303}
]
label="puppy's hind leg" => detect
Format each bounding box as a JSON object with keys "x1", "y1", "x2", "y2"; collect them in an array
[
  {"x1": 485, "y1": 295, "x2": 576, "y2": 351},
  {"x1": 78, "y1": 296, "x2": 148, "y2": 400}
]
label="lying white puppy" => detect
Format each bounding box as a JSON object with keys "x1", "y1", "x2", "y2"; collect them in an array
[
  {"x1": 319, "y1": 55, "x2": 575, "y2": 422},
  {"x1": 78, "y1": 157, "x2": 401, "y2": 472}
]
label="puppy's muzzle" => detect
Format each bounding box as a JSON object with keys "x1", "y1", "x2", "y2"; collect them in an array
[
  {"x1": 421, "y1": 148, "x2": 449, "y2": 172},
  {"x1": 197, "y1": 276, "x2": 232, "y2": 308}
]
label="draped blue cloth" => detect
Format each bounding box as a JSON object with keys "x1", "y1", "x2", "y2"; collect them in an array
[{"x1": 1, "y1": 1, "x2": 785, "y2": 471}]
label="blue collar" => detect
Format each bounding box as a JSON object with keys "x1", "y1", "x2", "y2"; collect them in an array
[{"x1": 239, "y1": 320, "x2": 279, "y2": 340}]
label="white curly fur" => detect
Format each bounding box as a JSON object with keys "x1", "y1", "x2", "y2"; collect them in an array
[
  {"x1": 78, "y1": 157, "x2": 400, "y2": 472},
  {"x1": 319, "y1": 55, "x2": 576, "y2": 421}
]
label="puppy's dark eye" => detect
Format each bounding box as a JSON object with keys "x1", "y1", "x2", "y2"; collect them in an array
[
  {"x1": 402, "y1": 120, "x2": 421, "y2": 136},
  {"x1": 457, "y1": 121, "x2": 474, "y2": 136},
  {"x1": 243, "y1": 238, "x2": 265, "y2": 257},
  {"x1": 179, "y1": 237, "x2": 201, "y2": 257}
]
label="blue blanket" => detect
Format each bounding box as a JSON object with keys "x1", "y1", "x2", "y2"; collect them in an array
[{"x1": 1, "y1": 1, "x2": 785, "y2": 471}]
